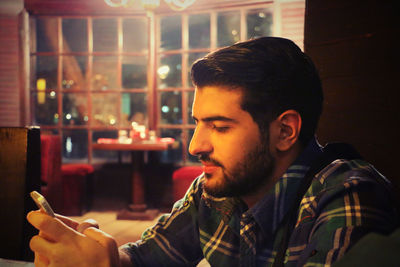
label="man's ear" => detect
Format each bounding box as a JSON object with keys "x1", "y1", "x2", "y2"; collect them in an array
[{"x1": 274, "y1": 110, "x2": 302, "y2": 152}]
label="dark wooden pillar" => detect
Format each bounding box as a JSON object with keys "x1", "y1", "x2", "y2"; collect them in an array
[
  {"x1": 304, "y1": 0, "x2": 400, "y2": 190},
  {"x1": 0, "y1": 127, "x2": 41, "y2": 261}
]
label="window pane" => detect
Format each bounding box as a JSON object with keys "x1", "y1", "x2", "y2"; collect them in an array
[
  {"x1": 247, "y1": 9, "x2": 273, "y2": 39},
  {"x1": 62, "y1": 129, "x2": 88, "y2": 161},
  {"x1": 123, "y1": 18, "x2": 148, "y2": 53},
  {"x1": 189, "y1": 14, "x2": 210, "y2": 49},
  {"x1": 160, "y1": 91, "x2": 182, "y2": 124},
  {"x1": 122, "y1": 56, "x2": 148, "y2": 89},
  {"x1": 121, "y1": 93, "x2": 147, "y2": 127},
  {"x1": 35, "y1": 17, "x2": 58, "y2": 52},
  {"x1": 217, "y1": 11, "x2": 240, "y2": 47},
  {"x1": 187, "y1": 90, "x2": 195, "y2": 124},
  {"x1": 62, "y1": 93, "x2": 88, "y2": 125},
  {"x1": 62, "y1": 18, "x2": 87, "y2": 52},
  {"x1": 92, "y1": 93, "x2": 119, "y2": 126},
  {"x1": 62, "y1": 56, "x2": 87, "y2": 90},
  {"x1": 160, "y1": 15, "x2": 181, "y2": 51},
  {"x1": 32, "y1": 92, "x2": 58, "y2": 125},
  {"x1": 93, "y1": 18, "x2": 118, "y2": 52},
  {"x1": 159, "y1": 129, "x2": 182, "y2": 164},
  {"x1": 92, "y1": 130, "x2": 119, "y2": 162},
  {"x1": 158, "y1": 54, "x2": 182, "y2": 88},
  {"x1": 92, "y1": 56, "x2": 118, "y2": 90},
  {"x1": 32, "y1": 56, "x2": 58, "y2": 90},
  {"x1": 187, "y1": 52, "x2": 207, "y2": 87}
]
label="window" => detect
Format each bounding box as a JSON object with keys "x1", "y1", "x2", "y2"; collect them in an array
[
  {"x1": 31, "y1": 16, "x2": 149, "y2": 163},
  {"x1": 30, "y1": 1, "x2": 304, "y2": 164}
]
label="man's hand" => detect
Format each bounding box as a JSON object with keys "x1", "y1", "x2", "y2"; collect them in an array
[{"x1": 27, "y1": 210, "x2": 121, "y2": 267}]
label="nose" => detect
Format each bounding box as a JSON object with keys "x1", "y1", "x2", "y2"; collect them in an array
[{"x1": 189, "y1": 126, "x2": 213, "y2": 156}]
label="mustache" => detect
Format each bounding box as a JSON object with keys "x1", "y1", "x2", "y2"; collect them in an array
[{"x1": 198, "y1": 154, "x2": 224, "y2": 168}]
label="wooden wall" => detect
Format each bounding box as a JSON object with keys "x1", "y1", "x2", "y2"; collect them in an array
[
  {"x1": 0, "y1": 16, "x2": 22, "y2": 126},
  {"x1": 0, "y1": 127, "x2": 41, "y2": 261},
  {"x1": 0, "y1": 0, "x2": 25, "y2": 127},
  {"x1": 304, "y1": 0, "x2": 400, "y2": 189}
]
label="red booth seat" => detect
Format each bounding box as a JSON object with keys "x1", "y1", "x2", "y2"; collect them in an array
[
  {"x1": 61, "y1": 164, "x2": 94, "y2": 216},
  {"x1": 40, "y1": 134, "x2": 63, "y2": 212},
  {"x1": 172, "y1": 166, "x2": 203, "y2": 202},
  {"x1": 40, "y1": 134, "x2": 94, "y2": 216}
]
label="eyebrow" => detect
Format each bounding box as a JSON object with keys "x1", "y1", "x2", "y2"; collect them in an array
[{"x1": 192, "y1": 115, "x2": 238, "y2": 123}]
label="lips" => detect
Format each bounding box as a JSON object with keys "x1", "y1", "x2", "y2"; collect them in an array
[{"x1": 202, "y1": 164, "x2": 219, "y2": 174}]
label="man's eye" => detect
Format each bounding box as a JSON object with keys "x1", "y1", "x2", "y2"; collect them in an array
[{"x1": 212, "y1": 125, "x2": 230, "y2": 133}]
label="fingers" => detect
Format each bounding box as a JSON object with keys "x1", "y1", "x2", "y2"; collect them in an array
[
  {"x1": 39, "y1": 229, "x2": 54, "y2": 242},
  {"x1": 77, "y1": 219, "x2": 99, "y2": 233},
  {"x1": 84, "y1": 228, "x2": 121, "y2": 267},
  {"x1": 55, "y1": 213, "x2": 80, "y2": 230},
  {"x1": 34, "y1": 252, "x2": 49, "y2": 267},
  {"x1": 30, "y1": 235, "x2": 54, "y2": 259},
  {"x1": 84, "y1": 227, "x2": 116, "y2": 248},
  {"x1": 29, "y1": 220, "x2": 120, "y2": 267},
  {"x1": 27, "y1": 211, "x2": 82, "y2": 242},
  {"x1": 30, "y1": 209, "x2": 89, "y2": 232}
]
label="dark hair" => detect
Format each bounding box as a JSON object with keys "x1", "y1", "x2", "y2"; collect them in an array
[{"x1": 191, "y1": 37, "x2": 323, "y2": 145}]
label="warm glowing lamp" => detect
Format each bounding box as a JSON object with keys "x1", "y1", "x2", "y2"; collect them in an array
[
  {"x1": 164, "y1": 0, "x2": 196, "y2": 11},
  {"x1": 141, "y1": 0, "x2": 160, "y2": 10},
  {"x1": 37, "y1": 78, "x2": 46, "y2": 104}
]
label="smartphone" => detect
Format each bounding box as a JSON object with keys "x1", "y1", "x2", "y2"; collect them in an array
[{"x1": 30, "y1": 191, "x2": 55, "y2": 217}]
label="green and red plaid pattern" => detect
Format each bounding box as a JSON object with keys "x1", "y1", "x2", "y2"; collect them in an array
[{"x1": 121, "y1": 140, "x2": 397, "y2": 266}]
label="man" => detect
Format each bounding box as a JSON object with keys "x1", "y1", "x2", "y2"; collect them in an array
[{"x1": 27, "y1": 37, "x2": 398, "y2": 266}]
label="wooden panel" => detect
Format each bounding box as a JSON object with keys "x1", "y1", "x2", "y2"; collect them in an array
[
  {"x1": 0, "y1": 16, "x2": 20, "y2": 127},
  {"x1": 305, "y1": 0, "x2": 397, "y2": 45},
  {"x1": 304, "y1": 0, "x2": 400, "y2": 190},
  {"x1": 0, "y1": 127, "x2": 41, "y2": 261}
]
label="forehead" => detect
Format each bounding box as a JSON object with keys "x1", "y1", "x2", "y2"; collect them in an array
[{"x1": 192, "y1": 86, "x2": 246, "y2": 118}]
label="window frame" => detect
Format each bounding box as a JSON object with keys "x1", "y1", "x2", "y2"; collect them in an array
[{"x1": 29, "y1": 15, "x2": 151, "y2": 163}]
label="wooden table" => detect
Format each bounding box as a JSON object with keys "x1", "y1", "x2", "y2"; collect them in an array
[{"x1": 92, "y1": 138, "x2": 177, "y2": 220}]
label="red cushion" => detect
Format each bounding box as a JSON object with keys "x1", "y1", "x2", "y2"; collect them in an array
[
  {"x1": 61, "y1": 164, "x2": 94, "y2": 177},
  {"x1": 61, "y1": 164, "x2": 94, "y2": 216},
  {"x1": 172, "y1": 166, "x2": 203, "y2": 202},
  {"x1": 40, "y1": 135, "x2": 61, "y2": 184},
  {"x1": 40, "y1": 134, "x2": 63, "y2": 212},
  {"x1": 172, "y1": 166, "x2": 203, "y2": 181}
]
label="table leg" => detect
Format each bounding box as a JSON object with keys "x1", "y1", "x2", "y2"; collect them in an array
[{"x1": 117, "y1": 151, "x2": 159, "y2": 220}]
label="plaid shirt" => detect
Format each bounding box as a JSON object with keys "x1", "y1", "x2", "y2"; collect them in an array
[{"x1": 121, "y1": 139, "x2": 398, "y2": 266}]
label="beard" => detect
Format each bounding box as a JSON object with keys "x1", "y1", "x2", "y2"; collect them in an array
[{"x1": 200, "y1": 137, "x2": 275, "y2": 198}]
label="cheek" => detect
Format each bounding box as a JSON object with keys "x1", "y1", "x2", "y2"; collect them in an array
[{"x1": 213, "y1": 135, "x2": 259, "y2": 165}]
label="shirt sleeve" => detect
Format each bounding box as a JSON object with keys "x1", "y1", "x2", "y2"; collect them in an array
[
  {"x1": 119, "y1": 177, "x2": 204, "y2": 266},
  {"x1": 295, "y1": 160, "x2": 399, "y2": 266}
]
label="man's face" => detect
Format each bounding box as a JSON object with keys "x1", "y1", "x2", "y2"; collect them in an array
[{"x1": 189, "y1": 86, "x2": 275, "y2": 198}]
